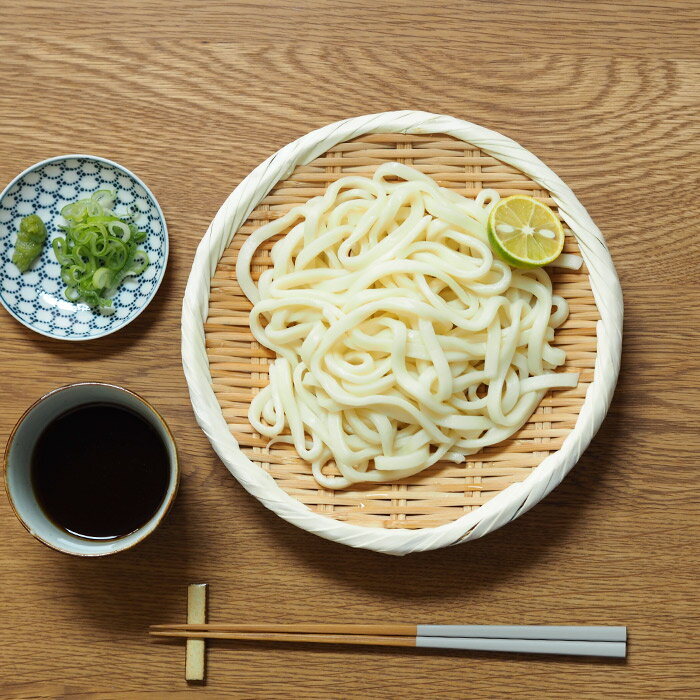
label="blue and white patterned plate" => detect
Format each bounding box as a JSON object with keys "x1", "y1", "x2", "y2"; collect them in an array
[{"x1": 0, "y1": 155, "x2": 168, "y2": 340}]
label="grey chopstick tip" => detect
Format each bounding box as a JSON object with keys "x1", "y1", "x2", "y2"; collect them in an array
[
  {"x1": 417, "y1": 637, "x2": 626, "y2": 658},
  {"x1": 418, "y1": 625, "x2": 627, "y2": 643}
]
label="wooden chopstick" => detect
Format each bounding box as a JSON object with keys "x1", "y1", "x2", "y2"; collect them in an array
[
  {"x1": 151, "y1": 623, "x2": 416, "y2": 636},
  {"x1": 149, "y1": 624, "x2": 627, "y2": 658},
  {"x1": 150, "y1": 623, "x2": 626, "y2": 642},
  {"x1": 152, "y1": 630, "x2": 415, "y2": 647},
  {"x1": 149, "y1": 629, "x2": 625, "y2": 658}
]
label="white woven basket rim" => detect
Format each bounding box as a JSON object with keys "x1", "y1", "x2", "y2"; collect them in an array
[{"x1": 181, "y1": 110, "x2": 623, "y2": 555}]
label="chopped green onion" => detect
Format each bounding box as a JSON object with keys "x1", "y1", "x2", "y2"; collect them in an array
[
  {"x1": 106, "y1": 220, "x2": 131, "y2": 242},
  {"x1": 53, "y1": 189, "x2": 150, "y2": 308},
  {"x1": 64, "y1": 286, "x2": 81, "y2": 302},
  {"x1": 91, "y1": 189, "x2": 117, "y2": 210},
  {"x1": 129, "y1": 251, "x2": 149, "y2": 275},
  {"x1": 92, "y1": 267, "x2": 113, "y2": 289}
]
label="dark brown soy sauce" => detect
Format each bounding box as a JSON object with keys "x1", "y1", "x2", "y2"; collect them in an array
[{"x1": 31, "y1": 403, "x2": 170, "y2": 540}]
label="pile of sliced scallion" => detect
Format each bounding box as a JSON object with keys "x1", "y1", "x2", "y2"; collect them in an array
[{"x1": 52, "y1": 190, "x2": 149, "y2": 308}]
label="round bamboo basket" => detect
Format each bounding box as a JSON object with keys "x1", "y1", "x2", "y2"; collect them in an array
[{"x1": 182, "y1": 112, "x2": 622, "y2": 555}]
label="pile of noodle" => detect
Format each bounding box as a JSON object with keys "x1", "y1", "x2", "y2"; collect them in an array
[{"x1": 236, "y1": 163, "x2": 578, "y2": 489}]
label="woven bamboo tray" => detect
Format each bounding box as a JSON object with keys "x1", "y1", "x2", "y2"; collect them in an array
[{"x1": 183, "y1": 112, "x2": 622, "y2": 554}]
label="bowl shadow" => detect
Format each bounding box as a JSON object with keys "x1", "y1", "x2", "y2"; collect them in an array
[
  {"x1": 46, "y1": 474, "x2": 193, "y2": 635},
  {"x1": 16, "y1": 252, "x2": 175, "y2": 360}
]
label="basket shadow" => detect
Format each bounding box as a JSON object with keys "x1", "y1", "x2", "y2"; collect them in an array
[{"x1": 252, "y1": 365, "x2": 628, "y2": 600}]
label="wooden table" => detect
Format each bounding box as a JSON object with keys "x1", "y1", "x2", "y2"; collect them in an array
[{"x1": 1, "y1": 2, "x2": 699, "y2": 697}]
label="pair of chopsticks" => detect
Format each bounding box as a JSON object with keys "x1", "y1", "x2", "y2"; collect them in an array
[{"x1": 150, "y1": 622, "x2": 627, "y2": 658}]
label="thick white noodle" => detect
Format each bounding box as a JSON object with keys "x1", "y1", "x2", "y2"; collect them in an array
[{"x1": 237, "y1": 163, "x2": 579, "y2": 489}]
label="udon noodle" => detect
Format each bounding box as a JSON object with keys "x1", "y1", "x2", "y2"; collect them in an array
[{"x1": 236, "y1": 163, "x2": 579, "y2": 488}]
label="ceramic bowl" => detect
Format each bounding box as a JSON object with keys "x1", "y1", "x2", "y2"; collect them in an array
[
  {"x1": 0, "y1": 155, "x2": 168, "y2": 340},
  {"x1": 4, "y1": 382, "x2": 179, "y2": 556}
]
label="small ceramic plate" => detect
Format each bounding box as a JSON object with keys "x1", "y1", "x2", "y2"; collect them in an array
[{"x1": 0, "y1": 155, "x2": 168, "y2": 340}]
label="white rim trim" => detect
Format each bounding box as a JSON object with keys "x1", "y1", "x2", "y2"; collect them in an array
[{"x1": 181, "y1": 111, "x2": 623, "y2": 555}]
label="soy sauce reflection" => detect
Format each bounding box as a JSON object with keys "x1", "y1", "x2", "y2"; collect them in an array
[{"x1": 31, "y1": 403, "x2": 170, "y2": 540}]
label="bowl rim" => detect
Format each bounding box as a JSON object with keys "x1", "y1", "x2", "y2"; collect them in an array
[
  {"x1": 181, "y1": 111, "x2": 624, "y2": 555},
  {"x1": 0, "y1": 153, "x2": 169, "y2": 341}
]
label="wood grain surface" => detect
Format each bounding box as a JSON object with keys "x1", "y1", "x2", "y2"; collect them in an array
[{"x1": 1, "y1": 1, "x2": 699, "y2": 698}]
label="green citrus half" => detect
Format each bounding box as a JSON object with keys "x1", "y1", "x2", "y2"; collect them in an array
[{"x1": 487, "y1": 195, "x2": 565, "y2": 269}]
